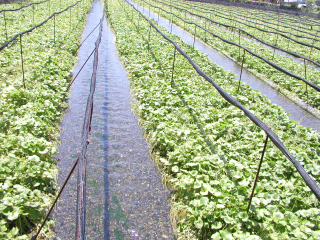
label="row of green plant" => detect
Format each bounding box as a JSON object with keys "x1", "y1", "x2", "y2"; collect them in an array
[
  {"x1": 138, "y1": 0, "x2": 320, "y2": 111},
  {"x1": 193, "y1": 1, "x2": 320, "y2": 45},
  {"x1": 158, "y1": 0, "x2": 320, "y2": 71},
  {"x1": 0, "y1": 0, "x2": 84, "y2": 44},
  {"x1": 194, "y1": 1, "x2": 320, "y2": 36},
  {"x1": 164, "y1": 0, "x2": 320, "y2": 61},
  {"x1": 0, "y1": 0, "x2": 92, "y2": 238},
  {"x1": 0, "y1": 0, "x2": 45, "y2": 11},
  {"x1": 109, "y1": 0, "x2": 320, "y2": 239}
]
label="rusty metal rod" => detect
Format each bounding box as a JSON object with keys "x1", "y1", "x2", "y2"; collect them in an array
[
  {"x1": 171, "y1": 47, "x2": 176, "y2": 87},
  {"x1": 237, "y1": 50, "x2": 246, "y2": 92},
  {"x1": 19, "y1": 35, "x2": 26, "y2": 89},
  {"x1": 33, "y1": 155, "x2": 80, "y2": 240},
  {"x1": 247, "y1": 135, "x2": 269, "y2": 213}
]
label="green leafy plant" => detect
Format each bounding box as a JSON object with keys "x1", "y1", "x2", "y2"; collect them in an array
[
  {"x1": 0, "y1": 0, "x2": 93, "y2": 238},
  {"x1": 108, "y1": 0, "x2": 320, "y2": 238}
]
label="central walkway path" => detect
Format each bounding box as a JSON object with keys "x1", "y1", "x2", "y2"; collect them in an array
[{"x1": 54, "y1": 0, "x2": 173, "y2": 239}]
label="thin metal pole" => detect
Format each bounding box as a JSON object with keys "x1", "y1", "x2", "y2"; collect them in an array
[
  {"x1": 171, "y1": 47, "x2": 176, "y2": 87},
  {"x1": 193, "y1": 25, "x2": 196, "y2": 49},
  {"x1": 54, "y1": 15, "x2": 56, "y2": 44},
  {"x1": 286, "y1": 30, "x2": 291, "y2": 51},
  {"x1": 32, "y1": 4, "x2": 35, "y2": 26},
  {"x1": 237, "y1": 50, "x2": 246, "y2": 92},
  {"x1": 170, "y1": 13, "x2": 173, "y2": 33},
  {"x1": 204, "y1": 20, "x2": 207, "y2": 42},
  {"x1": 272, "y1": 34, "x2": 279, "y2": 61},
  {"x1": 32, "y1": 156, "x2": 80, "y2": 240},
  {"x1": 308, "y1": 28, "x2": 318, "y2": 59},
  {"x1": 20, "y1": 35, "x2": 26, "y2": 89},
  {"x1": 3, "y1": 12, "x2": 8, "y2": 41},
  {"x1": 238, "y1": 28, "x2": 241, "y2": 59},
  {"x1": 247, "y1": 134, "x2": 269, "y2": 213},
  {"x1": 304, "y1": 59, "x2": 309, "y2": 108},
  {"x1": 148, "y1": 24, "x2": 151, "y2": 51}
]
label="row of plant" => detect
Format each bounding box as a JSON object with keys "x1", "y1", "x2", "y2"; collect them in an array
[
  {"x1": 186, "y1": 0, "x2": 320, "y2": 46},
  {"x1": 194, "y1": 1, "x2": 320, "y2": 35},
  {"x1": 160, "y1": 0, "x2": 320, "y2": 66},
  {"x1": 189, "y1": 1, "x2": 320, "y2": 44},
  {"x1": 0, "y1": 0, "x2": 92, "y2": 238},
  {"x1": 109, "y1": 0, "x2": 320, "y2": 239},
  {"x1": 0, "y1": 0, "x2": 45, "y2": 11},
  {"x1": 0, "y1": 0, "x2": 86, "y2": 44},
  {"x1": 137, "y1": 0, "x2": 320, "y2": 111},
  {"x1": 228, "y1": 4, "x2": 320, "y2": 28},
  {"x1": 165, "y1": 0, "x2": 320, "y2": 60}
]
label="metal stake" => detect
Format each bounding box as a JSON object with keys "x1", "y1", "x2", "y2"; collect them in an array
[
  {"x1": 286, "y1": 30, "x2": 292, "y2": 51},
  {"x1": 238, "y1": 28, "x2": 241, "y2": 59},
  {"x1": 204, "y1": 20, "x2": 207, "y2": 42},
  {"x1": 237, "y1": 50, "x2": 246, "y2": 92},
  {"x1": 20, "y1": 35, "x2": 26, "y2": 89},
  {"x1": 32, "y1": 5, "x2": 35, "y2": 26},
  {"x1": 193, "y1": 25, "x2": 196, "y2": 49},
  {"x1": 171, "y1": 47, "x2": 176, "y2": 87},
  {"x1": 272, "y1": 34, "x2": 279, "y2": 61},
  {"x1": 170, "y1": 13, "x2": 173, "y2": 33},
  {"x1": 148, "y1": 25, "x2": 151, "y2": 52},
  {"x1": 304, "y1": 59, "x2": 309, "y2": 108},
  {"x1": 3, "y1": 12, "x2": 8, "y2": 41},
  {"x1": 54, "y1": 15, "x2": 56, "y2": 44},
  {"x1": 247, "y1": 134, "x2": 269, "y2": 213}
]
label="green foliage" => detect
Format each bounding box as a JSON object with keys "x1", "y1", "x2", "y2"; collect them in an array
[
  {"x1": 109, "y1": 0, "x2": 320, "y2": 239},
  {"x1": 291, "y1": 2, "x2": 299, "y2": 10},
  {"x1": 0, "y1": 0, "x2": 93, "y2": 238},
  {"x1": 148, "y1": 0, "x2": 320, "y2": 110}
]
